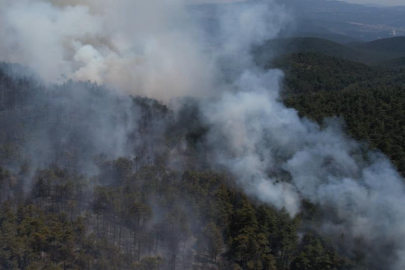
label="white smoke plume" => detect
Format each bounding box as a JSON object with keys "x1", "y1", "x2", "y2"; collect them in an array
[
  {"x1": 202, "y1": 69, "x2": 405, "y2": 268},
  {"x1": 1, "y1": 0, "x2": 405, "y2": 269},
  {"x1": 0, "y1": 0, "x2": 216, "y2": 100}
]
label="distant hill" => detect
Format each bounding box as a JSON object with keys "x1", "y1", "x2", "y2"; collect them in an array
[
  {"x1": 268, "y1": 52, "x2": 378, "y2": 94},
  {"x1": 255, "y1": 36, "x2": 405, "y2": 96},
  {"x1": 378, "y1": 56, "x2": 405, "y2": 68},
  {"x1": 190, "y1": 1, "x2": 405, "y2": 42},
  {"x1": 350, "y1": 37, "x2": 405, "y2": 55},
  {"x1": 255, "y1": 47, "x2": 405, "y2": 174},
  {"x1": 257, "y1": 37, "x2": 405, "y2": 64},
  {"x1": 258, "y1": 37, "x2": 359, "y2": 59},
  {"x1": 279, "y1": 0, "x2": 405, "y2": 41},
  {"x1": 259, "y1": 51, "x2": 405, "y2": 95},
  {"x1": 288, "y1": 32, "x2": 361, "y2": 44}
]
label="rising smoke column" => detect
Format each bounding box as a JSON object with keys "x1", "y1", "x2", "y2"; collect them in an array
[
  {"x1": 202, "y1": 69, "x2": 405, "y2": 269},
  {"x1": 199, "y1": 2, "x2": 405, "y2": 269},
  {"x1": 1, "y1": 0, "x2": 405, "y2": 269},
  {"x1": 0, "y1": 0, "x2": 216, "y2": 100}
]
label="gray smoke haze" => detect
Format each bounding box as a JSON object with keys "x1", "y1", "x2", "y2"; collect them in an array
[
  {"x1": 0, "y1": 0, "x2": 216, "y2": 100},
  {"x1": 345, "y1": 0, "x2": 404, "y2": 6},
  {"x1": 1, "y1": 0, "x2": 405, "y2": 269},
  {"x1": 0, "y1": 78, "x2": 170, "y2": 177},
  {"x1": 202, "y1": 72, "x2": 405, "y2": 268}
]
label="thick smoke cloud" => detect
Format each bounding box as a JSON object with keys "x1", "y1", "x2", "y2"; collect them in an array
[
  {"x1": 202, "y1": 69, "x2": 405, "y2": 268},
  {"x1": 1, "y1": 0, "x2": 405, "y2": 269},
  {"x1": 0, "y1": 0, "x2": 215, "y2": 100}
]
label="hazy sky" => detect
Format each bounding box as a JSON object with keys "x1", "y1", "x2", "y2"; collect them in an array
[
  {"x1": 192, "y1": 0, "x2": 405, "y2": 6},
  {"x1": 190, "y1": 0, "x2": 246, "y2": 3},
  {"x1": 344, "y1": 0, "x2": 405, "y2": 6}
]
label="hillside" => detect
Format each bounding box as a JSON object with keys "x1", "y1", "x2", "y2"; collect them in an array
[
  {"x1": 287, "y1": 32, "x2": 361, "y2": 44},
  {"x1": 2, "y1": 44, "x2": 405, "y2": 268},
  {"x1": 257, "y1": 37, "x2": 369, "y2": 62},
  {"x1": 280, "y1": 0, "x2": 405, "y2": 41},
  {"x1": 257, "y1": 48, "x2": 405, "y2": 175},
  {"x1": 2, "y1": 40, "x2": 405, "y2": 269},
  {"x1": 256, "y1": 34, "x2": 405, "y2": 175},
  {"x1": 350, "y1": 36, "x2": 405, "y2": 55},
  {"x1": 268, "y1": 52, "x2": 378, "y2": 94},
  {"x1": 378, "y1": 56, "x2": 405, "y2": 68},
  {"x1": 191, "y1": 0, "x2": 405, "y2": 43},
  {"x1": 257, "y1": 37, "x2": 405, "y2": 64},
  {"x1": 0, "y1": 64, "x2": 364, "y2": 270},
  {"x1": 285, "y1": 86, "x2": 405, "y2": 174},
  {"x1": 2, "y1": 0, "x2": 405, "y2": 270}
]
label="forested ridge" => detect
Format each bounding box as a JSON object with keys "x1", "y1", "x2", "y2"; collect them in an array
[
  {"x1": 257, "y1": 37, "x2": 405, "y2": 64},
  {"x1": 0, "y1": 65, "x2": 361, "y2": 270},
  {"x1": 270, "y1": 50, "x2": 405, "y2": 175},
  {"x1": 1, "y1": 35, "x2": 405, "y2": 270}
]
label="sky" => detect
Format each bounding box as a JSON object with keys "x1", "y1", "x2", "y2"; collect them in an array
[
  {"x1": 344, "y1": 0, "x2": 405, "y2": 6},
  {"x1": 189, "y1": 0, "x2": 246, "y2": 3},
  {"x1": 191, "y1": 0, "x2": 405, "y2": 6}
]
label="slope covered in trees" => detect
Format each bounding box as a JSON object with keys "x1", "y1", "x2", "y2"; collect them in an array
[
  {"x1": 1, "y1": 35, "x2": 405, "y2": 270},
  {"x1": 257, "y1": 37, "x2": 405, "y2": 64},
  {"x1": 351, "y1": 37, "x2": 405, "y2": 56},
  {"x1": 264, "y1": 51, "x2": 405, "y2": 176},
  {"x1": 0, "y1": 65, "x2": 363, "y2": 270},
  {"x1": 268, "y1": 53, "x2": 378, "y2": 94},
  {"x1": 285, "y1": 86, "x2": 405, "y2": 174}
]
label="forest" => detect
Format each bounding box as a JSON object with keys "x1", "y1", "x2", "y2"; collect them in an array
[
  {"x1": 277, "y1": 52, "x2": 405, "y2": 175},
  {"x1": 1, "y1": 35, "x2": 405, "y2": 270}
]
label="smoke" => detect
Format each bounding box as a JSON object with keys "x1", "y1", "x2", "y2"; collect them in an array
[
  {"x1": 1, "y1": 0, "x2": 405, "y2": 269},
  {"x1": 196, "y1": 4, "x2": 405, "y2": 267},
  {"x1": 195, "y1": 3, "x2": 405, "y2": 268},
  {"x1": 202, "y1": 70, "x2": 405, "y2": 268},
  {"x1": 0, "y1": 0, "x2": 215, "y2": 100}
]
